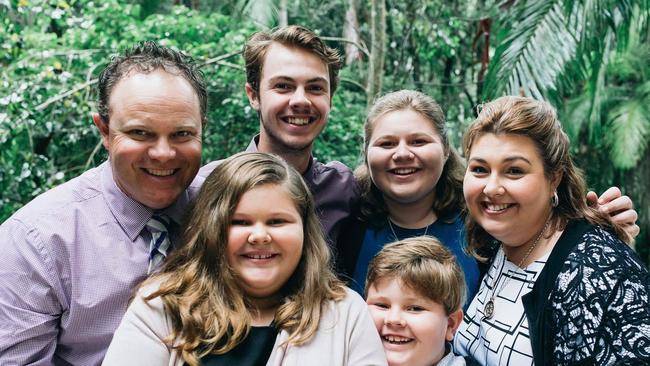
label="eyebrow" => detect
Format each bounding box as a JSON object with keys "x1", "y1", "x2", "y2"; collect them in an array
[
  {"x1": 367, "y1": 292, "x2": 425, "y2": 302},
  {"x1": 468, "y1": 156, "x2": 532, "y2": 165},
  {"x1": 373, "y1": 132, "x2": 435, "y2": 140},
  {"x1": 232, "y1": 209, "x2": 298, "y2": 217},
  {"x1": 365, "y1": 288, "x2": 385, "y2": 298},
  {"x1": 268, "y1": 75, "x2": 329, "y2": 84}
]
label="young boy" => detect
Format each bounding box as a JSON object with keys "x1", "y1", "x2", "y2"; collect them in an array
[{"x1": 365, "y1": 236, "x2": 467, "y2": 366}]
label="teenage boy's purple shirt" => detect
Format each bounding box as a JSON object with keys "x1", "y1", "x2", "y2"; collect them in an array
[
  {"x1": 198, "y1": 135, "x2": 359, "y2": 245},
  {"x1": 0, "y1": 161, "x2": 201, "y2": 366}
]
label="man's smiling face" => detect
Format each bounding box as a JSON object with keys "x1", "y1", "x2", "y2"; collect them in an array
[
  {"x1": 246, "y1": 42, "x2": 332, "y2": 154},
  {"x1": 94, "y1": 69, "x2": 203, "y2": 209}
]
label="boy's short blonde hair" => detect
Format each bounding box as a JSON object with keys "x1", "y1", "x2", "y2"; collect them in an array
[{"x1": 364, "y1": 236, "x2": 467, "y2": 315}]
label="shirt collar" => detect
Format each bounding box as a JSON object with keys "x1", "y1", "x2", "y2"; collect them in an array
[
  {"x1": 101, "y1": 160, "x2": 192, "y2": 241},
  {"x1": 247, "y1": 134, "x2": 315, "y2": 179}
]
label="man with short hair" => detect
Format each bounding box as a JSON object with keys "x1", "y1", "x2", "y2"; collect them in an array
[
  {"x1": 200, "y1": 25, "x2": 356, "y2": 244},
  {"x1": 0, "y1": 41, "x2": 207, "y2": 365}
]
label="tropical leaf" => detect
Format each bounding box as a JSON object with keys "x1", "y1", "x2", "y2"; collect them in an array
[
  {"x1": 561, "y1": 92, "x2": 591, "y2": 142},
  {"x1": 638, "y1": 80, "x2": 650, "y2": 98},
  {"x1": 240, "y1": 0, "x2": 279, "y2": 28},
  {"x1": 482, "y1": 0, "x2": 580, "y2": 101},
  {"x1": 482, "y1": 0, "x2": 641, "y2": 103},
  {"x1": 582, "y1": 30, "x2": 610, "y2": 143},
  {"x1": 606, "y1": 98, "x2": 650, "y2": 169}
]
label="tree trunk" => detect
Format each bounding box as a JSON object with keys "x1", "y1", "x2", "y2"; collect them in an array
[
  {"x1": 343, "y1": 0, "x2": 360, "y2": 65},
  {"x1": 441, "y1": 56, "x2": 453, "y2": 109},
  {"x1": 279, "y1": 0, "x2": 288, "y2": 27},
  {"x1": 367, "y1": 0, "x2": 386, "y2": 105},
  {"x1": 474, "y1": 18, "x2": 491, "y2": 98}
]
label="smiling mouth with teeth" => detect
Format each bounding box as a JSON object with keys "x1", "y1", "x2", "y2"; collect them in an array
[
  {"x1": 382, "y1": 335, "x2": 413, "y2": 344},
  {"x1": 482, "y1": 202, "x2": 515, "y2": 212},
  {"x1": 244, "y1": 254, "x2": 276, "y2": 260},
  {"x1": 284, "y1": 117, "x2": 312, "y2": 126},
  {"x1": 391, "y1": 168, "x2": 417, "y2": 175},
  {"x1": 145, "y1": 168, "x2": 177, "y2": 177}
]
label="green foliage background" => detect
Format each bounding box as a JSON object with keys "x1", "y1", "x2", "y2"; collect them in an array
[{"x1": 1, "y1": 0, "x2": 648, "y2": 264}]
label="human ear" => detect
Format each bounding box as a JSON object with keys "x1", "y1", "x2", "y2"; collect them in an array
[
  {"x1": 446, "y1": 309, "x2": 463, "y2": 342},
  {"x1": 551, "y1": 171, "x2": 562, "y2": 192},
  {"x1": 245, "y1": 83, "x2": 260, "y2": 110},
  {"x1": 92, "y1": 113, "x2": 110, "y2": 150}
]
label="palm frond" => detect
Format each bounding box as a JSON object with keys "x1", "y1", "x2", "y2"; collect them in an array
[
  {"x1": 241, "y1": 0, "x2": 279, "y2": 28},
  {"x1": 561, "y1": 93, "x2": 591, "y2": 142},
  {"x1": 482, "y1": 0, "x2": 581, "y2": 101},
  {"x1": 482, "y1": 0, "x2": 643, "y2": 103},
  {"x1": 582, "y1": 31, "x2": 611, "y2": 143},
  {"x1": 606, "y1": 97, "x2": 650, "y2": 169},
  {"x1": 638, "y1": 80, "x2": 650, "y2": 97}
]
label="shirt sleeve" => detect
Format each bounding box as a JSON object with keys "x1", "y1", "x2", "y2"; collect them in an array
[
  {"x1": 102, "y1": 287, "x2": 173, "y2": 365},
  {"x1": 344, "y1": 290, "x2": 388, "y2": 366},
  {"x1": 552, "y1": 232, "x2": 650, "y2": 364},
  {"x1": 0, "y1": 219, "x2": 63, "y2": 365},
  {"x1": 595, "y1": 273, "x2": 650, "y2": 363}
]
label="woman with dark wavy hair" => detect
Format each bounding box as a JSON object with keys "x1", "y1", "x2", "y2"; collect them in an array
[
  {"x1": 454, "y1": 96, "x2": 649, "y2": 365},
  {"x1": 104, "y1": 152, "x2": 387, "y2": 366}
]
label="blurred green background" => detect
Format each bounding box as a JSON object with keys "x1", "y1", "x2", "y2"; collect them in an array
[{"x1": 1, "y1": 0, "x2": 648, "y2": 264}]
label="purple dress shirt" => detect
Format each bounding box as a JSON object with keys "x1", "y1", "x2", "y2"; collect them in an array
[
  {"x1": 0, "y1": 161, "x2": 201, "y2": 365},
  {"x1": 198, "y1": 136, "x2": 359, "y2": 244}
]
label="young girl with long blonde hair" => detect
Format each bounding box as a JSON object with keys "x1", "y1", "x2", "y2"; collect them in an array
[{"x1": 103, "y1": 152, "x2": 386, "y2": 366}]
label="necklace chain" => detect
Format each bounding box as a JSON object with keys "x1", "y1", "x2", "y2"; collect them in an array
[
  {"x1": 388, "y1": 217, "x2": 430, "y2": 241},
  {"x1": 482, "y1": 216, "x2": 551, "y2": 320}
]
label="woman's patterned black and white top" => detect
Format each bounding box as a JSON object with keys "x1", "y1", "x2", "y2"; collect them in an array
[
  {"x1": 455, "y1": 248, "x2": 550, "y2": 365},
  {"x1": 454, "y1": 220, "x2": 650, "y2": 365}
]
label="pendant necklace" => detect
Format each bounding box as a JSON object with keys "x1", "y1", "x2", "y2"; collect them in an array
[
  {"x1": 388, "y1": 217, "x2": 430, "y2": 241},
  {"x1": 483, "y1": 217, "x2": 551, "y2": 320}
]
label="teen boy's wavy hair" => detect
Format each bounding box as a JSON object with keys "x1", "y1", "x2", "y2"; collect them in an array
[
  {"x1": 141, "y1": 152, "x2": 345, "y2": 365},
  {"x1": 244, "y1": 25, "x2": 342, "y2": 97}
]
